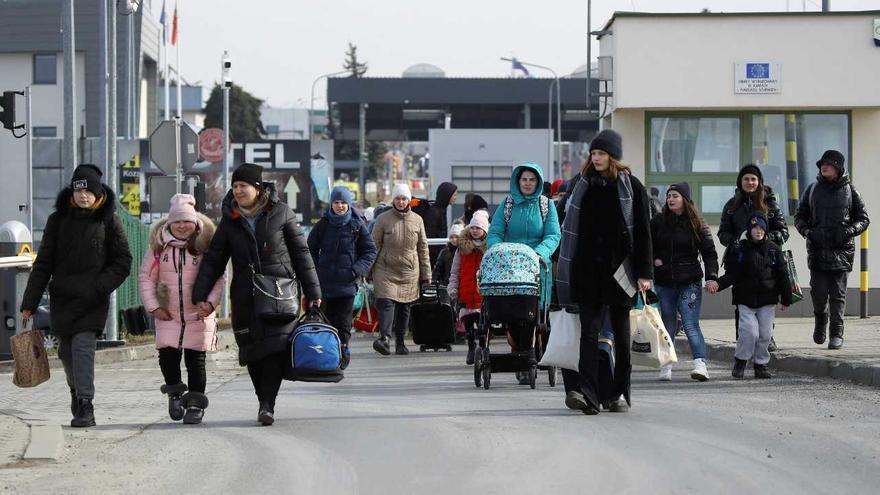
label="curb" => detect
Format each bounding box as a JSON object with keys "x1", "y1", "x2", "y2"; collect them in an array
[
  {"x1": 674, "y1": 337, "x2": 880, "y2": 388},
  {"x1": 0, "y1": 330, "x2": 237, "y2": 373}
]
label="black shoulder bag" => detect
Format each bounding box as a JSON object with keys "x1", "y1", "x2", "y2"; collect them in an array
[{"x1": 249, "y1": 235, "x2": 300, "y2": 323}]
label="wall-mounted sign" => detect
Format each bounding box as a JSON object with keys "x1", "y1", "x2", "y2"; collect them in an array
[{"x1": 734, "y1": 62, "x2": 781, "y2": 94}]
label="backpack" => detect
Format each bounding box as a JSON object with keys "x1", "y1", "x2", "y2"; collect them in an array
[
  {"x1": 503, "y1": 195, "x2": 550, "y2": 226},
  {"x1": 284, "y1": 308, "x2": 344, "y2": 383}
]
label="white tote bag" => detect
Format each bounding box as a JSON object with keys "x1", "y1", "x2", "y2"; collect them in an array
[
  {"x1": 629, "y1": 295, "x2": 678, "y2": 369},
  {"x1": 539, "y1": 310, "x2": 581, "y2": 371}
]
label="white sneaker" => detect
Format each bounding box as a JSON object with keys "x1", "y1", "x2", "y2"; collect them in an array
[
  {"x1": 690, "y1": 358, "x2": 709, "y2": 382},
  {"x1": 659, "y1": 365, "x2": 672, "y2": 381}
]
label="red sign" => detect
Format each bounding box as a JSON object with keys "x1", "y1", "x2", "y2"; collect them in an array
[{"x1": 198, "y1": 128, "x2": 225, "y2": 163}]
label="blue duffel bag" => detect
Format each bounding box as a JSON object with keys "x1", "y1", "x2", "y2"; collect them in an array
[{"x1": 283, "y1": 308, "x2": 344, "y2": 383}]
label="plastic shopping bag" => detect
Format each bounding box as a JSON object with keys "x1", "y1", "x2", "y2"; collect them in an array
[
  {"x1": 629, "y1": 292, "x2": 677, "y2": 368},
  {"x1": 539, "y1": 309, "x2": 581, "y2": 371}
]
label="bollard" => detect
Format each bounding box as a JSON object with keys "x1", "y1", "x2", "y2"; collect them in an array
[{"x1": 860, "y1": 229, "x2": 869, "y2": 319}]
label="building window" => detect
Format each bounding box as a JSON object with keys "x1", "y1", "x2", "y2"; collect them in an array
[
  {"x1": 450, "y1": 164, "x2": 512, "y2": 218},
  {"x1": 33, "y1": 54, "x2": 57, "y2": 84},
  {"x1": 646, "y1": 112, "x2": 849, "y2": 219},
  {"x1": 32, "y1": 126, "x2": 57, "y2": 137}
]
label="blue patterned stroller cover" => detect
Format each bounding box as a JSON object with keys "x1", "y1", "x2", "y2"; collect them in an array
[{"x1": 478, "y1": 243, "x2": 541, "y2": 297}]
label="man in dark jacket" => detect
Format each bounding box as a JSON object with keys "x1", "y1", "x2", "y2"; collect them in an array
[
  {"x1": 794, "y1": 150, "x2": 870, "y2": 349},
  {"x1": 411, "y1": 181, "x2": 458, "y2": 266},
  {"x1": 307, "y1": 185, "x2": 377, "y2": 368},
  {"x1": 20, "y1": 164, "x2": 133, "y2": 427}
]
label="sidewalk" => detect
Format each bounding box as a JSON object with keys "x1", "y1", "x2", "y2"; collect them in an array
[{"x1": 683, "y1": 316, "x2": 880, "y2": 387}]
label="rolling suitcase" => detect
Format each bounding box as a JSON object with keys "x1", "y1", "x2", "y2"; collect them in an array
[{"x1": 410, "y1": 283, "x2": 456, "y2": 352}]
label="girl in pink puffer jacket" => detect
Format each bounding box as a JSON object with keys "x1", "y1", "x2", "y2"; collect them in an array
[{"x1": 138, "y1": 194, "x2": 224, "y2": 425}]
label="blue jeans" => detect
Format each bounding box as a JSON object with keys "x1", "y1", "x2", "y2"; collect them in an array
[{"x1": 654, "y1": 284, "x2": 707, "y2": 361}]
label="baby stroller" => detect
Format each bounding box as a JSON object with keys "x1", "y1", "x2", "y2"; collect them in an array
[{"x1": 474, "y1": 243, "x2": 556, "y2": 390}]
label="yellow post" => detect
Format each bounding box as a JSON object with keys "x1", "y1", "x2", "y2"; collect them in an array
[{"x1": 861, "y1": 230, "x2": 869, "y2": 318}]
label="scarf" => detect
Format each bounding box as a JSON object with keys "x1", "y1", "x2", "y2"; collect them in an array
[
  {"x1": 327, "y1": 206, "x2": 352, "y2": 227},
  {"x1": 234, "y1": 193, "x2": 270, "y2": 219}
]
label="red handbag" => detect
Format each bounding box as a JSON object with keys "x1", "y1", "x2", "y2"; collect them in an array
[{"x1": 353, "y1": 304, "x2": 379, "y2": 333}]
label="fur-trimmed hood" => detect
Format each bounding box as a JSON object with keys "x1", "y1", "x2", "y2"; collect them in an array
[
  {"x1": 457, "y1": 233, "x2": 487, "y2": 255},
  {"x1": 54, "y1": 185, "x2": 118, "y2": 222},
  {"x1": 148, "y1": 212, "x2": 217, "y2": 254}
]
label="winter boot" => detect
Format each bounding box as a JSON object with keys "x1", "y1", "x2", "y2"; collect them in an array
[
  {"x1": 70, "y1": 398, "x2": 96, "y2": 428},
  {"x1": 753, "y1": 364, "x2": 773, "y2": 379},
  {"x1": 813, "y1": 313, "x2": 829, "y2": 345},
  {"x1": 608, "y1": 395, "x2": 630, "y2": 413},
  {"x1": 690, "y1": 358, "x2": 709, "y2": 382},
  {"x1": 258, "y1": 400, "x2": 274, "y2": 426},
  {"x1": 372, "y1": 336, "x2": 391, "y2": 356},
  {"x1": 731, "y1": 359, "x2": 747, "y2": 379},
  {"x1": 181, "y1": 392, "x2": 209, "y2": 425},
  {"x1": 394, "y1": 341, "x2": 410, "y2": 355},
  {"x1": 340, "y1": 344, "x2": 351, "y2": 370},
  {"x1": 160, "y1": 383, "x2": 188, "y2": 421},
  {"x1": 828, "y1": 327, "x2": 844, "y2": 349},
  {"x1": 658, "y1": 365, "x2": 672, "y2": 381},
  {"x1": 565, "y1": 391, "x2": 599, "y2": 415}
]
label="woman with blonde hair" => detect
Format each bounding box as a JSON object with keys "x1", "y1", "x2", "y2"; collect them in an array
[{"x1": 555, "y1": 129, "x2": 653, "y2": 415}]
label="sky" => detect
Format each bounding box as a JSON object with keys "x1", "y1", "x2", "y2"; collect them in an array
[{"x1": 149, "y1": 0, "x2": 877, "y2": 108}]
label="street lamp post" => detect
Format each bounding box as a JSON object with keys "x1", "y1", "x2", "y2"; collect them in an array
[
  {"x1": 500, "y1": 57, "x2": 560, "y2": 181},
  {"x1": 310, "y1": 70, "x2": 348, "y2": 140}
]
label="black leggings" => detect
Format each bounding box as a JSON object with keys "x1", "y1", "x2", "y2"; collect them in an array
[
  {"x1": 158, "y1": 347, "x2": 207, "y2": 394},
  {"x1": 462, "y1": 313, "x2": 480, "y2": 350},
  {"x1": 246, "y1": 351, "x2": 286, "y2": 411}
]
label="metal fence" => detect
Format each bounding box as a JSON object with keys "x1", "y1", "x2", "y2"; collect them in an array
[{"x1": 115, "y1": 201, "x2": 149, "y2": 311}]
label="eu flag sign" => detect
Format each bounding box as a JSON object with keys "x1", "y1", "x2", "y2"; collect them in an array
[{"x1": 746, "y1": 63, "x2": 770, "y2": 79}]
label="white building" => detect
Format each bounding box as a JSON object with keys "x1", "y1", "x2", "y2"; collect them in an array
[{"x1": 596, "y1": 10, "x2": 880, "y2": 316}]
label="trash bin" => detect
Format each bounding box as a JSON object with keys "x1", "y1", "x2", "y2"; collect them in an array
[{"x1": 0, "y1": 221, "x2": 34, "y2": 361}]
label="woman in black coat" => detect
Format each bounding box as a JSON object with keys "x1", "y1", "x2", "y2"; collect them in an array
[
  {"x1": 193, "y1": 163, "x2": 321, "y2": 426},
  {"x1": 20, "y1": 164, "x2": 132, "y2": 428},
  {"x1": 650, "y1": 183, "x2": 718, "y2": 382},
  {"x1": 718, "y1": 164, "x2": 789, "y2": 348},
  {"x1": 556, "y1": 129, "x2": 653, "y2": 415}
]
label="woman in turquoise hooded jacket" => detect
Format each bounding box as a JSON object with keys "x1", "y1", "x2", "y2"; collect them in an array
[{"x1": 487, "y1": 162, "x2": 561, "y2": 306}]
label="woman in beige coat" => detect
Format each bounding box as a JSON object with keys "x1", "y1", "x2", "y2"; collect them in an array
[{"x1": 370, "y1": 183, "x2": 431, "y2": 355}]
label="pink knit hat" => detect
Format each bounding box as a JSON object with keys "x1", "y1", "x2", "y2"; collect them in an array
[
  {"x1": 468, "y1": 209, "x2": 490, "y2": 233},
  {"x1": 167, "y1": 194, "x2": 199, "y2": 225}
]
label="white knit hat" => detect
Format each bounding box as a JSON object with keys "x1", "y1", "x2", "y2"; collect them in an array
[
  {"x1": 449, "y1": 223, "x2": 465, "y2": 238},
  {"x1": 468, "y1": 209, "x2": 490, "y2": 233},
  {"x1": 391, "y1": 183, "x2": 412, "y2": 201}
]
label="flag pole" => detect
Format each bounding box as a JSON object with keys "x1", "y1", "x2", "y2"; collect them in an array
[
  {"x1": 175, "y1": 1, "x2": 182, "y2": 119},
  {"x1": 163, "y1": 4, "x2": 169, "y2": 120}
]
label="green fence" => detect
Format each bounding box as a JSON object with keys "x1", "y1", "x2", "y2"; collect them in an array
[{"x1": 116, "y1": 203, "x2": 150, "y2": 311}]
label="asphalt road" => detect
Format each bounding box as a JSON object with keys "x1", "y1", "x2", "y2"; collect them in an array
[{"x1": 2, "y1": 335, "x2": 879, "y2": 495}]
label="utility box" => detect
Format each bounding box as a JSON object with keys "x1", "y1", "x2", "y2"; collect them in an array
[{"x1": 0, "y1": 221, "x2": 34, "y2": 360}]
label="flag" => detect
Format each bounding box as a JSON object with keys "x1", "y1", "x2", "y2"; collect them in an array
[
  {"x1": 512, "y1": 58, "x2": 531, "y2": 77},
  {"x1": 171, "y1": 3, "x2": 179, "y2": 46},
  {"x1": 159, "y1": 0, "x2": 167, "y2": 44}
]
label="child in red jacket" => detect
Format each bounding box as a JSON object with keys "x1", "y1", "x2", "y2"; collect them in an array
[{"x1": 447, "y1": 210, "x2": 490, "y2": 365}]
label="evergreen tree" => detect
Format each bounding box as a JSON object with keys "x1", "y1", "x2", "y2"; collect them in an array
[
  {"x1": 343, "y1": 42, "x2": 368, "y2": 78},
  {"x1": 203, "y1": 83, "x2": 265, "y2": 142}
]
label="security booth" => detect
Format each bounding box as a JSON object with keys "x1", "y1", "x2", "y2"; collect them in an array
[{"x1": 0, "y1": 221, "x2": 34, "y2": 360}]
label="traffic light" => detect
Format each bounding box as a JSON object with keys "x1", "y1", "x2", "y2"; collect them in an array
[{"x1": 0, "y1": 91, "x2": 16, "y2": 130}]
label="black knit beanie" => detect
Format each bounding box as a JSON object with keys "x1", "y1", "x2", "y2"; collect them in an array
[
  {"x1": 231, "y1": 163, "x2": 264, "y2": 189},
  {"x1": 70, "y1": 164, "x2": 104, "y2": 196},
  {"x1": 667, "y1": 182, "x2": 693, "y2": 204},
  {"x1": 737, "y1": 164, "x2": 764, "y2": 190},
  {"x1": 589, "y1": 129, "x2": 623, "y2": 160}
]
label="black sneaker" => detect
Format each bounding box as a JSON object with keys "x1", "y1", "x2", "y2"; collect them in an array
[
  {"x1": 258, "y1": 401, "x2": 274, "y2": 426},
  {"x1": 465, "y1": 348, "x2": 475, "y2": 365},
  {"x1": 813, "y1": 313, "x2": 829, "y2": 345},
  {"x1": 340, "y1": 345, "x2": 351, "y2": 370},
  {"x1": 394, "y1": 342, "x2": 410, "y2": 355},
  {"x1": 732, "y1": 359, "x2": 747, "y2": 379},
  {"x1": 754, "y1": 364, "x2": 773, "y2": 379},
  {"x1": 564, "y1": 391, "x2": 599, "y2": 415},
  {"x1": 70, "y1": 398, "x2": 96, "y2": 428},
  {"x1": 373, "y1": 337, "x2": 391, "y2": 356},
  {"x1": 828, "y1": 336, "x2": 844, "y2": 350},
  {"x1": 608, "y1": 397, "x2": 629, "y2": 413}
]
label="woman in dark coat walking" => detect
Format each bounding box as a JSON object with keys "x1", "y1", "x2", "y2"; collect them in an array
[
  {"x1": 193, "y1": 163, "x2": 321, "y2": 426},
  {"x1": 20, "y1": 164, "x2": 133, "y2": 427},
  {"x1": 556, "y1": 129, "x2": 653, "y2": 415},
  {"x1": 307, "y1": 185, "x2": 377, "y2": 369},
  {"x1": 718, "y1": 164, "x2": 789, "y2": 349},
  {"x1": 650, "y1": 182, "x2": 718, "y2": 382}
]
